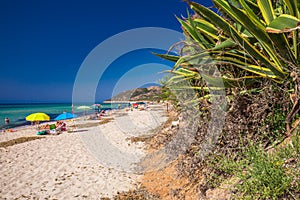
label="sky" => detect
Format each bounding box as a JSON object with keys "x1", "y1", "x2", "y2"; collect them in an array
[{"x1": 0, "y1": 0, "x2": 213, "y2": 103}]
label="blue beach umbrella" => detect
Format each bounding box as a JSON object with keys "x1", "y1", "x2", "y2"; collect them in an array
[{"x1": 55, "y1": 113, "x2": 77, "y2": 120}]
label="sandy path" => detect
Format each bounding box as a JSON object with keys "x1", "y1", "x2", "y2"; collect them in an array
[{"x1": 0, "y1": 105, "x2": 167, "y2": 199}]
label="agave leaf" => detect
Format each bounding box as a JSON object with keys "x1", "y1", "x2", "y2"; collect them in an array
[
  {"x1": 227, "y1": 3, "x2": 287, "y2": 73},
  {"x1": 193, "y1": 18, "x2": 219, "y2": 40},
  {"x1": 208, "y1": 51, "x2": 254, "y2": 63},
  {"x1": 171, "y1": 68, "x2": 200, "y2": 80},
  {"x1": 177, "y1": 67, "x2": 199, "y2": 74},
  {"x1": 212, "y1": 0, "x2": 244, "y2": 27},
  {"x1": 166, "y1": 76, "x2": 193, "y2": 85},
  {"x1": 215, "y1": 0, "x2": 265, "y2": 30},
  {"x1": 193, "y1": 18, "x2": 218, "y2": 32},
  {"x1": 178, "y1": 12, "x2": 215, "y2": 50},
  {"x1": 200, "y1": 73, "x2": 262, "y2": 88},
  {"x1": 283, "y1": 0, "x2": 299, "y2": 18},
  {"x1": 215, "y1": 0, "x2": 285, "y2": 73},
  {"x1": 211, "y1": 38, "x2": 236, "y2": 50},
  {"x1": 244, "y1": 0, "x2": 260, "y2": 15},
  {"x1": 187, "y1": 13, "x2": 216, "y2": 49},
  {"x1": 266, "y1": 14, "x2": 300, "y2": 33},
  {"x1": 236, "y1": 23, "x2": 253, "y2": 38},
  {"x1": 267, "y1": 15, "x2": 299, "y2": 62},
  {"x1": 257, "y1": 0, "x2": 275, "y2": 25},
  {"x1": 268, "y1": 33, "x2": 297, "y2": 64},
  {"x1": 188, "y1": 15, "x2": 216, "y2": 46},
  {"x1": 227, "y1": 0, "x2": 242, "y2": 8},
  {"x1": 173, "y1": 51, "x2": 212, "y2": 70},
  {"x1": 167, "y1": 71, "x2": 198, "y2": 82},
  {"x1": 222, "y1": 76, "x2": 263, "y2": 88},
  {"x1": 172, "y1": 65, "x2": 259, "y2": 88},
  {"x1": 173, "y1": 56, "x2": 191, "y2": 70},
  {"x1": 200, "y1": 72, "x2": 225, "y2": 87},
  {"x1": 154, "y1": 53, "x2": 180, "y2": 63},
  {"x1": 239, "y1": 0, "x2": 265, "y2": 27},
  {"x1": 189, "y1": 1, "x2": 285, "y2": 78},
  {"x1": 187, "y1": 86, "x2": 225, "y2": 91},
  {"x1": 213, "y1": 56, "x2": 277, "y2": 78},
  {"x1": 177, "y1": 17, "x2": 207, "y2": 50}
]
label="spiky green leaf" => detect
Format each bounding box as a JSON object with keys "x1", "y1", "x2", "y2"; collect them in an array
[
  {"x1": 266, "y1": 14, "x2": 300, "y2": 33},
  {"x1": 154, "y1": 53, "x2": 180, "y2": 63},
  {"x1": 257, "y1": 0, "x2": 275, "y2": 25},
  {"x1": 211, "y1": 38, "x2": 236, "y2": 50},
  {"x1": 283, "y1": 0, "x2": 299, "y2": 18},
  {"x1": 189, "y1": 1, "x2": 285, "y2": 79}
]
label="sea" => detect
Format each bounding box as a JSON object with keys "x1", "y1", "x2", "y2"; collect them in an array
[{"x1": 0, "y1": 102, "x2": 130, "y2": 130}]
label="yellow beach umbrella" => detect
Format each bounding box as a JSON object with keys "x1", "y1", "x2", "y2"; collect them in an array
[{"x1": 26, "y1": 112, "x2": 50, "y2": 122}]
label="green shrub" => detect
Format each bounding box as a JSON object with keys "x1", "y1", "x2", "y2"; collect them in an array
[
  {"x1": 210, "y1": 136, "x2": 300, "y2": 199},
  {"x1": 235, "y1": 145, "x2": 292, "y2": 199}
]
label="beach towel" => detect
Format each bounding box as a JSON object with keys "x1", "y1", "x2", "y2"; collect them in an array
[
  {"x1": 49, "y1": 124, "x2": 56, "y2": 130},
  {"x1": 37, "y1": 130, "x2": 47, "y2": 135}
]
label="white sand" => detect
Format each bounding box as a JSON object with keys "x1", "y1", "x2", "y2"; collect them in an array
[{"x1": 0, "y1": 105, "x2": 167, "y2": 199}]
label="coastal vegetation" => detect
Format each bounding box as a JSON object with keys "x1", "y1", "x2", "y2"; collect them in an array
[{"x1": 148, "y1": 0, "x2": 300, "y2": 199}]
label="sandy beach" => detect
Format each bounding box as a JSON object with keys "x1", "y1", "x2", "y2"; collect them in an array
[{"x1": 0, "y1": 105, "x2": 167, "y2": 199}]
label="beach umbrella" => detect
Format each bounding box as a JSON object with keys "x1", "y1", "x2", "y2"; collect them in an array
[
  {"x1": 92, "y1": 104, "x2": 101, "y2": 113},
  {"x1": 55, "y1": 113, "x2": 77, "y2": 120},
  {"x1": 26, "y1": 112, "x2": 50, "y2": 122},
  {"x1": 77, "y1": 105, "x2": 92, "y2": 116},
  {"x1": 77, "y1": 105, "x2": 92, "y2": 110}
]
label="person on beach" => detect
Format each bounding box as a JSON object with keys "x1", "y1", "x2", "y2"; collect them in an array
[
  {"x1": 97, "y1": 110, "x2": 105, "y2": 119},
  {"x1": 42, "y1": 124, "x2": 50, "y2": 129},
  {"x1": 37, "y1": 123, "x2": 62, "y2": 135},
  {"x1": 36, "y1": 123, "x2": 50, "y2": 135},
  {"x1": 56, "y1": 121, "x2": 66, "y2": 131},
  {"x1": 4, "y1": 117, "x2": 9, "y2": 124}
]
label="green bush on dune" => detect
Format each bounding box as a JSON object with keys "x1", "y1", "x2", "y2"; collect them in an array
[
  {"x1": 157, "y1": 0, "x2": 300, "y2": 198},
  {"x1": 216, "y1": 134, "x2": 300, "y2": 199}
]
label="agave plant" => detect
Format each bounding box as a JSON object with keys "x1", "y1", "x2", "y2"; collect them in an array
[{"x1": 158, "y1": 0, "x2": 300, "y2": 133}]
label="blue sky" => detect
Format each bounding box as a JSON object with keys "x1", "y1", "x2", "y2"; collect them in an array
[{"x1": 0, "y1": 0, "x2": 213, "y2": 103}]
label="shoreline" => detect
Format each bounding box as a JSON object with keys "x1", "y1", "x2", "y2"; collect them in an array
[
  {"x1": 0, "y1": 102, "x2": 133, "y2": 130},
  {"x1": 0, "y1": 104, "x2": 167, "y2": 199}
]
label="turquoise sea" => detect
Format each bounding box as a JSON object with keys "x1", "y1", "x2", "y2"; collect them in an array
[{"x1": 0, "y1": 103, "x2": 130, "y2": 129}]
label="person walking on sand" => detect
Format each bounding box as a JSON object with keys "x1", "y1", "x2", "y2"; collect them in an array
[{"x1": 5, "y1": 117, "x2": 9, "y2": 124}]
